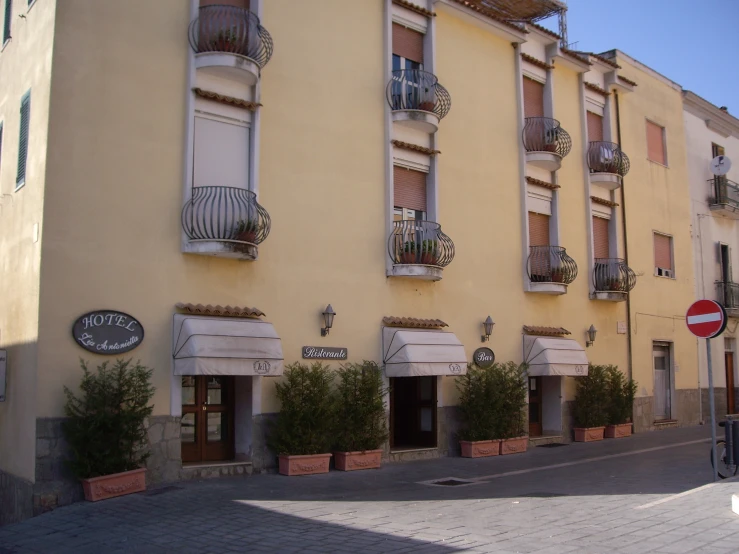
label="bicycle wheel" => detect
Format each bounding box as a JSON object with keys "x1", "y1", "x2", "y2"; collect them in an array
[{"x1": 710, "y1": 440, "x2": 738, "y2": 479}]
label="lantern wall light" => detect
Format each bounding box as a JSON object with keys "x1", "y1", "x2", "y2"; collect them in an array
[
  {"x1": 321, "y1": 305, "x2": 335, "y2": 337},
  {"x1": 481, "y1": 316, "x2": 495, "y2": 342}
]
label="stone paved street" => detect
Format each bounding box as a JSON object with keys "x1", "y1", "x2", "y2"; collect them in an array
[{"x1": 2, "y1": 426, "x2": 739, "y2": 553}]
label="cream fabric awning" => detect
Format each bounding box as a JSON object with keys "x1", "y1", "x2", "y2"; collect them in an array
[
  {"x1": 382, "y1": 327, "x2": 467, "y2": 377},
  {"x1": 523, "y1": 335, "x2": 588, "y2": 377},
  {"x1": 173, "y1": 314, "x2": 284, "y2": 376}
]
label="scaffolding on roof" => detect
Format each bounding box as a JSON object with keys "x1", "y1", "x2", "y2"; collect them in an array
[{"x1": 477, "y1": 0, "x2": 566, "y2": 22}]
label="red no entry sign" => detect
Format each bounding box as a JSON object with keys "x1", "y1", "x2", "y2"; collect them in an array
[{"x1": 686, "y1": 300, "x2": 727, "y2": 339}]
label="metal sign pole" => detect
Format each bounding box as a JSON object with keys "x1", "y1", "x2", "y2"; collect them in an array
[{"x1": 707, "y1": 337, "x2": 718, "y2": 482}]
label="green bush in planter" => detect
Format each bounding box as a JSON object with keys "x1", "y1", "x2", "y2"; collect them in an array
[
  {"x1": 332, "y1": 361, "x2": 388, "y2": 452},
  {"x1": 497, "y1": 361, "x2": 528, "y2": 439},
  {"x1": 604, "y1": 366, "x2": 637, "y2": 425},
  {"x1": 573, "y1": 364, "x2": 609, "y2": 428},
  {"x1": 268, "y1": 362, "x2": 335, "y2": 456},
  {"x1": 62, "y1": 359, "x2": 155, "y2": 479}
]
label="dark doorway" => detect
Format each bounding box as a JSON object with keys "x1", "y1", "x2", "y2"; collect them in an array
[
  {"x1": 390, "y1": 376, "x2": 437, "y2": 449},
  {"x1": 528, "y1": 376, "x2": 543, "y2": 437},
  {"x1": 181, "y1": 376, "x2": 235, "y2": 463},
  {"x1": 726, "y1": 351, "x2": 736, "y2": 415}
]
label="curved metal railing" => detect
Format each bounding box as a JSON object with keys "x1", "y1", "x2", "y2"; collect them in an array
[
  {"x1": 188, "y1": 5, "x2": 274, "y2": 69},
  {"x1": 593, "y1": 258, "x2": 636, "y2": 293},
  {"x1": 528, "y1": 246, "x2": 578, "y2": 284},
  {"x1": 182, "y1": 186, "x2": 271, "y2": 246},
  {"x1": 708, "y1": 177, "x2": 739, "y2": 210},
  {"x1": 522, "y1": 117, "x2": 572, "y2": 158},
  {"x1": 587, "y1": 141, "x2": 630, "y2": 177},
  {"x1": 389, "y1": 220, "x2": 455, "y2": 267},
  {"x1": 386, "y1": 70, "x2": 452, "y2": 120}
]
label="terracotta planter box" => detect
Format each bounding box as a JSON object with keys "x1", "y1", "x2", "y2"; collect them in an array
[
  {"x1": 604, "y1": 423, "x2": 632, "y2": 439},
  {"x1": 500, "y1": 437, "x2": 528, "y2": 455},
  {"x1": 574, "y1": 426, "x2": 606, "y2": 442},
  {"x1": 334, "y1": 449, "x2": 382, "y2": 471},
  {"x1": 460, "y1": 440, "x2": 501, "y2": 458},
  {"x1": 278, "y1": 453, "x2": 332, "y2": 476},
  {"x1": 81, "y1": 468, "x2": 146, "y2": 502}
]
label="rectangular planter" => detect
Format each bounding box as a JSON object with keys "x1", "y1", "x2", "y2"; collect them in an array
[
  {"x1": 460, "y1": 440, "x2": 501, "y2": 458},
  {"x1": 604, "y1": 423, "x2": 632, "y2": 439},
  {"x1": 574, "y1": 426, "x2": 606, "y2": 442},
  {"x1": 81, "y1": 468, "x2": 146, "y2": 502},
  {"x1": 278, "y1": 453, "x2": 332, "y2": 476},
  {"x1": 334, "y1": 449, "x2": 382, "y2": 471},
  {"x1": 499, "y1": 437, "x2": 528, "y2": 455}
]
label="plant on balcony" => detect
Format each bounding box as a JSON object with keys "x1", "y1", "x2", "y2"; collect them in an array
[
  {"x1": 269, "y1": 362, "x2": 335, "y2": 476},
  {"x1": 401, "y1": 241, "x2": 417, "y2": 264},
  {"x1": 551, "y1": 265, "x2": 565, "y2": 283},
  {"x1": 573, "y1": 364, "x2": 609, "y2": 442},
  {"x1": 234, "y1": 218, "x2": 260, "y2": 244},
  {"x1": 62, "y1": 359, "x2": 155, "y2": 501},
  {"x1": 543, "y1": 127, "x2": 560, "y2": 153},
  {"x1": 210, "y1": 27, "x2": 243, "y2": 53},
  {"x1": 420, "y1": 239, "x2": 439, "y2": 265},
  {"x1": 331, "y1": 361, "x2": 388, "y2": 471},
  {"x1": 604, "y1": 366, "x2": 637, "y2": 438},
  {"x1": 418, "y1": 87, "x2": 435, "y2": 113}
]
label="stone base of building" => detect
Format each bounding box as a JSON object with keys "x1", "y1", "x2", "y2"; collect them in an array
[
  {"x1": 700, "y1": 387, "x2": 739, "y2": 422},
  {"x1": 633, "y1": 390, "x2": 701, "y2": 433}
]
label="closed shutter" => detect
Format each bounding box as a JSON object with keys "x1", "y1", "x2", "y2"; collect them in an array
[
  {"x1": 392, "y1": 23, "x2": 424, "y2": 64},
  {"x1": 394, "y1": 166, "x2": 427, "y2": 212},
  {"x1": 654, "y1": 233, "x2": 673, "y2": 271},
  {"x1": 523, "y1": 77, "x2": 545, "y2": 118},
  {"x1": 646, "y1": 121, "x2": 666, "y2": 165},
  {"x1": 3, "y1": 0, "x2": 11, "y2": 43},
  {"x1": 528, "y1": 212, "x2": 550, "y2": 247},
  {"x1": 593, "y1": 217, "x2": 610, "y2": 258},
  {"x1": 587, "y1": 112, "x2": 604, "y2": 142},
  {"x1": 17, "y1": 92, "x2": 31, "y2": 187}
]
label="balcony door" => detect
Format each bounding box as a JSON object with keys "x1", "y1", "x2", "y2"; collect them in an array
[
  {"x1": 653, "y1": 344, "x2": 672, "y2": 421},
  {"x1": 193, "y1": 115, "x2": 250, "y2": 190},
  {"x1": 181, "y1": 376, "x2": 235, "y2": 463},
  {"x1": 390, "y1": 376, "x2": 437, "y2": 449},
  {"x1": 726, "y1": 339, "x2": 736, "y2": 415}
]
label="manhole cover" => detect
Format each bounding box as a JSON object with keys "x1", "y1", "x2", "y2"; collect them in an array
[
  {"x1": 430, "y1": 479, "x2": 473, "y2": 487},
  {"x1": 536, "y1": 443, "x2": 567, "y2": 448},
  {"x1": 522, "y1": 492, "x2": 569, "y2": 498},
  {"x1": 144, "y1": 486, "x2": 182, "y2": 496}
]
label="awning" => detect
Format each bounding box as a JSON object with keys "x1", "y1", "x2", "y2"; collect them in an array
[
  {"x1": 382, "y1": 327, "x2": 467, "y2": 377},
  {"x1": 523, "y1": 335, "x2": 588, "y2": 376},
  {"x1": 173, "y1": 314, "x2": 284, "y2": 376}
]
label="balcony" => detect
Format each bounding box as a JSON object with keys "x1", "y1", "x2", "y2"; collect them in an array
[
  {"x1": 527, "y1": 246, "x2": 578, "y2": 295},
  {"x1": 708, "y1": 178, "x2": 739, "y2": 219},
  {"x1": 182, "y1": 186, "x2": 271, "y2": 260},
  {"x1": 717, "y1": 281, "x2": 739, "y2": 318},
  {"x1": 522, "y1": 117, "x2": 572, "y2": 171},
  {"x1": 592, "y1": 258, "x2": 636, "y2": 302},
  {"x1": 388, "y1": 220, "x2": 454, "y2": 281},
  {"x1": 188, "y1": 5, "x2": 273, "y2": 86},
  {"x1": 587, "y1": 142, "x2": 630, "y2": 190},
  {"x1": 386, "y1": 70, "x2": 451, "y2": 133}
]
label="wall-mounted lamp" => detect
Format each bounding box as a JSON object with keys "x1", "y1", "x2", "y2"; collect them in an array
[
  {"x1": 321, "y1": 305, "x2": 335, "y2": 337},
  {"x1": 481, "y1": 316, "x2": 495, "y2": 342},
  {"x1": 586, "y1": 324, "x2": 597, "y2": 347}
]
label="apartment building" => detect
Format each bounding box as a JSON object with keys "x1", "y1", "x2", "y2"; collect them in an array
[
  {"x1": 0, "y1": 0, "x2": 699, "y2": 523},
  {"x1": 684, "y1": 91, "x2": 739, "y2": 420}
]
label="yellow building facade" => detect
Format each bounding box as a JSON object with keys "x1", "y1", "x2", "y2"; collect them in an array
[{"x1": 0, "y1": 0, "x2": 698, "y2": 523}]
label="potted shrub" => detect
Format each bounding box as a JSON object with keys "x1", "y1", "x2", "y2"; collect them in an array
[
  {"x1": 497, "y1": 362, "x2": 529, "y2": 455},
  {"x1": 573, "y1": 364, "x2": 609, "y2": 441},
  {"x1": 234, "y1": 218, "x2": 260, "y2": 244},
  {"x1": 210, "y1": 27, "x2": 244, "y2": 54},
  {"x1": 269, "y1": 362, "x2": 335, "y2": 476},
  {"x1": 63, "y1": 359, "x2": 155, "y2": 502},
  {"x1": 604, "y1": 366, "x2": 637, "y2": 438},
  {"x1": 400, "y1": 241, "x2": 416, "y2": 264},
  {"x1": 543, "y1": 128, "x2": 559, "y2": 153},
  {"x1": 420, "y1": 239, "x2": 438, "y2": 265},
  {"x1": 456, "y1": 364, "x2": 503, "y2": 457},
  {"x1": 418, "y1": 87, "x2": 435, "y2": 113},
  {"x1": 551, "y1": 267, "x2": 565, "y2": 283},
  {"x1": 332, "y1": 361, "x2": 388, "y2": 471}
]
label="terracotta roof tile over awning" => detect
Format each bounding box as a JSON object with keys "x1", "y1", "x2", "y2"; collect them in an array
[
  {"x1": 526, "y1": 176, "x2": 560, "y2": 190},
  {"x1": 383, "y1": 316, "x2": 448, "y2": 329},
  {"x1": 392, "y1": 140, "x2": 441, "y2": 156},
  {"x1": 523, "y1": 325, "x2": 571, "y2": 337},
  {"x1": 591, "y1": 195, "x2": 619, "y2": 208},
  {"x1": 584, "y1": 82, "x2": 609, "y2": 96},
  {"x1": 176, "y1": 303, "x2": 265, "y2": 318},
  {"x1": 584, "y1": 52, "x2": 620, "y2": 69},
  {"x1": 522, "y1": 53, "x2": 553, "y2": 70},
  {"x1": 192, "y1": 88, "x2": 262, "y2": 111},
  {"x1": 393, "y1": 0, "x2": 436, "y2": 17},
  {"x1": 618, "y1": 75, "x2": 638, "y2": 87},
  {"x1": 527, "y1": 21, "x2": 560, "y2": 39}
]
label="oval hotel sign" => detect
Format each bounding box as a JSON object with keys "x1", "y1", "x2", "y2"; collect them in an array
[{"x1": 72, "y1": 310, "x2": 144, "y2": 355}]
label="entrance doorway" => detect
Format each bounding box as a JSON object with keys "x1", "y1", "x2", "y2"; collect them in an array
[
  {"x1": 181, "y1": 376, "x2": 235, "y2": 463},
  {"x1": 390, "y1": 376, "x2": 437, "y2": 449},
  {"x1": 726, "y1": 350, "x2": 736, "y2": 415},
  {"x1": 653, "y1": 343, "x2": 672, "y2": 421},
  {"x1": 528, "y1": 377, "x2": 543, "y2": 437}
]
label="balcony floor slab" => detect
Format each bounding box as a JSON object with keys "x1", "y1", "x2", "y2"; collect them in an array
[
  {"x1": 709, "y1": 204, "x2": 739, "y2": 219},
  {"x1": 589, "y1": 172, "x2": 622, "y2": 190},
  {"x1": 525, "y1": 151, "x2": 562, "y2": 172},
  {"x1": 592, "y1": 291, "x2": 628, "y2": 302},
  {"x1": 391, "y1": 110, "x2": 439, "y2": 133},
  {"x1": 184, "y1": 240, "x2": 258, "y2": 261},
  {"x1": 195, "y1": 53, "x2": 260, "y2": 86},
  {"x1": 390, "y1": 264, "x2": 443, "y2": 281},
  {"x1": 528, "y1": 282, "x2": 567, "y2": 295}
]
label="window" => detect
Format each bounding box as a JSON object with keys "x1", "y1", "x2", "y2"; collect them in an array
[
  {"x1": 392, "y1": 23, "x2": 423, "y2": 64},
  {"x1": 523, "y1": 77, "x2": 545, "y2": 118},
  {"x1": 587, "y1": 111, "x2": 604, "y2": 142},
  {"x1": 393, "y1": 165, "x2": 426, "y2": 220},
  {"x1": 16, "y1": 91, "x2": 31, "y2": 188},
  {"x1": 391, "y1": 24, "x2": 424, "y2": 111},
  {"x1": 593, "y1": 216, "x2": 610, "y2": 258},
  {"x1": 3, "y1": 0, "x2": 10, "y2": 44},
  {"x1": 653, "y1": 232, "x2": 673, "y2": 277},
  {"x1": 646, "y1": 120, "x2": 666, "y2": 165},
  {"x1": 528, "y1": 212, "x2": 550, "y2": 247}
]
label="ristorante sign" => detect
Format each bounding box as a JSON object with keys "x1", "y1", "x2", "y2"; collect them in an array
[
  {"x1": 302, "y1": 346, "x2": 348, "y2": 360},
  {"x1": 72, "y1": 310, "x2": 144, "y2": 355}
]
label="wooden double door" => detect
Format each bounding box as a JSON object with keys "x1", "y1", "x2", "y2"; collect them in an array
[
  {"x1": 181, "y1": 376, "x2": 235, "y2": 463},
  {"x1": 390, "y1": 376, "x2": 437, "y2": 449}
]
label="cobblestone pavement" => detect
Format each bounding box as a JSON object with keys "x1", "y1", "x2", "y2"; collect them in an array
[{"x1": 2, "y1": 426, "x2": 739, "y2": 553}]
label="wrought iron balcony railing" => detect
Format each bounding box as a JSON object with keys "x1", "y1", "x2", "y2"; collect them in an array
[
  {"x1": 717, "y1": 281, "x2": 739, "y2": 310},
  {"x1": 528, "y1": 246, "x2": 578, "y2": 284},
  {"x1": 386, "y1": 69, "x2": 451, "y2": 120},
  {"x1": 594, "y1": 258, "x2": 636, "y2": 293},
  {"x1": 182, "y1": 186, "x2": 271, "y2": 246},
  {"x1": 587, "y1": 141, "x2": 630, "y2": 177},
  {"x1": 708, "y1": 177, "x2": 739, "y2": 210},
  {"x1": 522, "y1": 117, "x2": 572, "y2": 158},
  {"x1": 188, "y1": 5, "x2": 274, "y2": 69},
  {"x1": 389, "y1": 220, "x2": 455, "y2": 267}
]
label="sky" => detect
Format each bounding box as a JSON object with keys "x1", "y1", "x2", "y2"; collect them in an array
[{"x1": 537, "y1": 0, "x2": 739, "y2": 114}]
